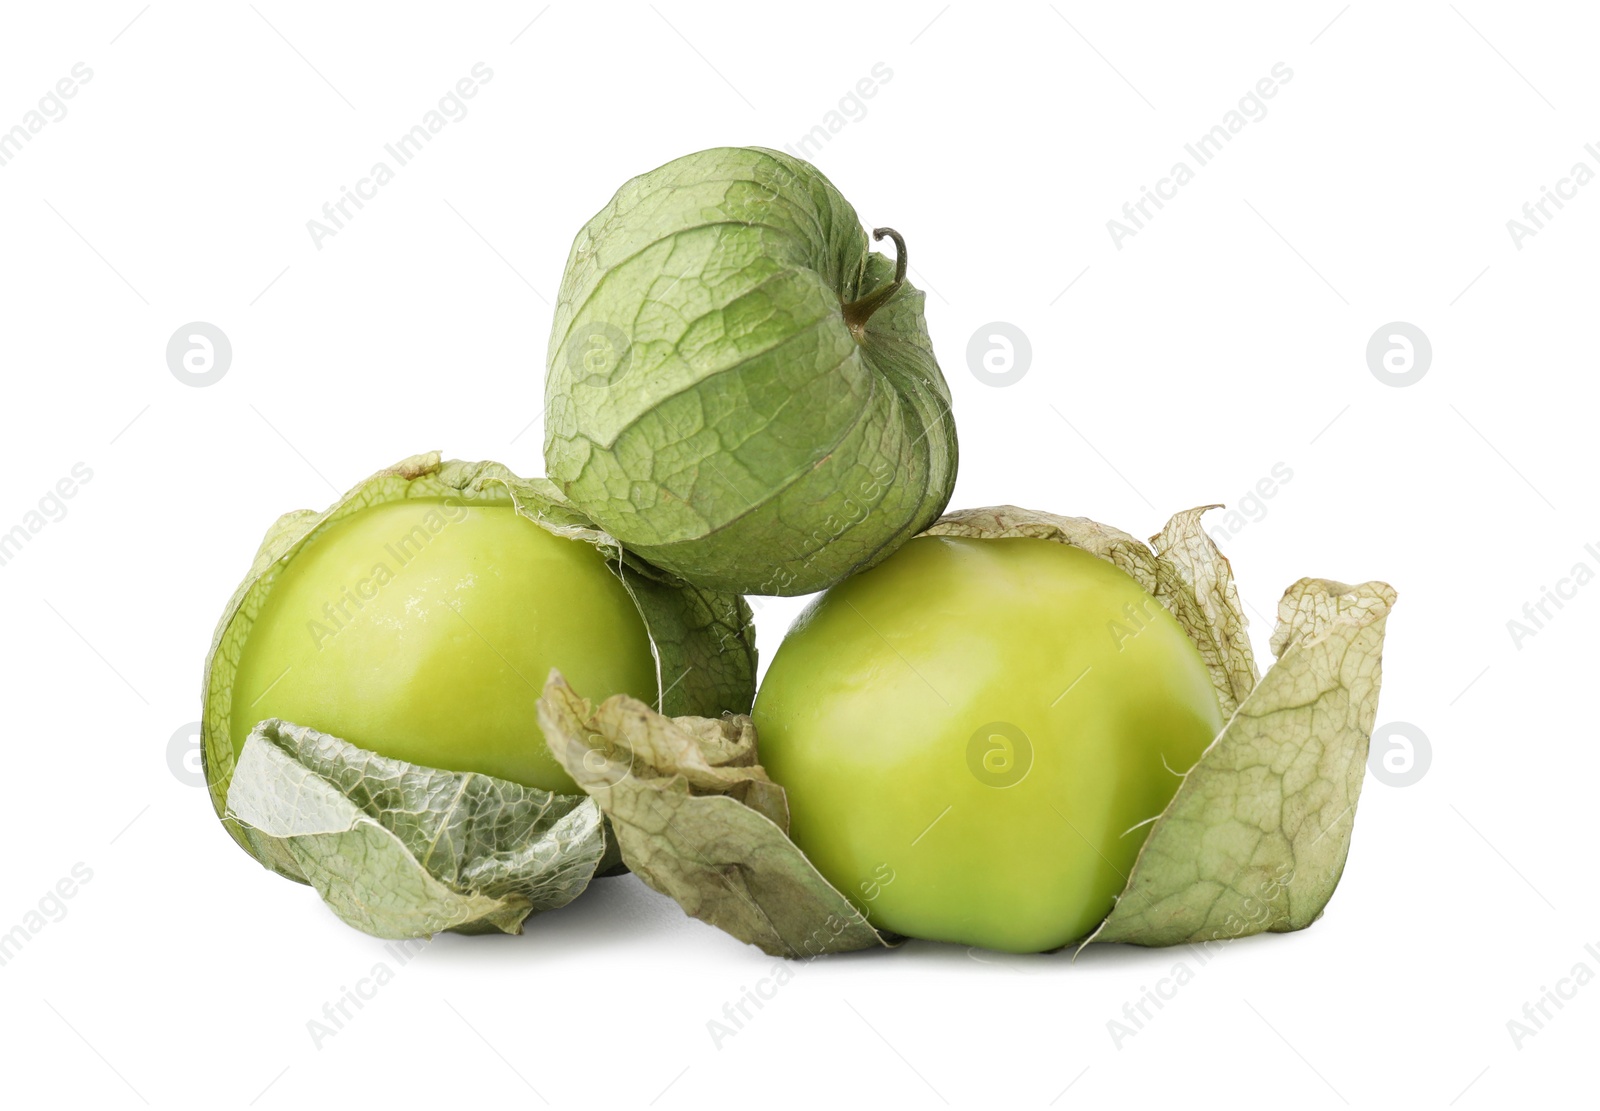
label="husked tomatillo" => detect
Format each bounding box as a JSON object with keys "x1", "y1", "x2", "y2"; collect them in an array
[
  {"x1": 228, "y1": 497, "x2": 657, "y2": 795},
  {"x1": 753, "y1": 534, "x2": 1224, "y2": 953},
  {"x1": 202, "y1": 454, "x2": 758, "y2": 865}
]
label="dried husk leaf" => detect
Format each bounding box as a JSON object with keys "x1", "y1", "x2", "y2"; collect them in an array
[
  {"x1": 1087, "y1": 577, "x2": 1396, "y2": 946},
  {"x1": 538, "y1": 673, "x2": 894, "y2": 958},
  {"x1": 226, "y1": 719, "x2": 607, "y2": 937}
]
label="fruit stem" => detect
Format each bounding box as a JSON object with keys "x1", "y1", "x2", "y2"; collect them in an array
[{"x1": 841, "y1": 227, "x2": 906, "y2": 339}]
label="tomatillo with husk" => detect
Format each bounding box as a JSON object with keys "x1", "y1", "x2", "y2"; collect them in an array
[
  {"x1": 752, "y1": 533, "x2": 1225, "y2": 953},
  {"x1": 228, "y1": 497, "x2": 655, "y2": 794},
  {"x1": 537, "y1": 505, "x2": 1396, "y2": 959},
  {"x1": 544, "y1": 146, "x2": 957, "y2": 597},
  {"x1": 202, "y1": 453, "x2": 757, "y2": 864}
]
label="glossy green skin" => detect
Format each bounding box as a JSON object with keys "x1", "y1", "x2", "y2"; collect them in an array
[
  {"x1": 230, "y1": 498, "x2": 657, "y2": 795},
  {"x1": 753, "y1": 536, "x2": 1224, "y2": 953}
]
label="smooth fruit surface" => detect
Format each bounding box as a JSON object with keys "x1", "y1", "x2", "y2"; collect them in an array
[
  {"x1": 752, "y1": 535, "x2": 1225, "y2": 952},
  {"x1": 230, "y1": 497, "x2": 656, "y2": 794}
]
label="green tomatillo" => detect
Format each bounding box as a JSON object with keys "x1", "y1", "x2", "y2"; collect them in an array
[
  {"x1": 543, "y1": 146, "x2": 958, "y2": 597},
  {"x1": 752, "y1": 533, "x2": 1225, "y2": 953},
  {"x1": 202, "y1": 453, "x2": 757, "y2": 865},
  {"x1": 537, "y1": 505, "x2": 1397, "y2": 959},
  {"x1": 227, "y1": 497, "x2": 656, "y2": 795}
]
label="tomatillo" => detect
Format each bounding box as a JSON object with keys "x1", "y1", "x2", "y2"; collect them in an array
[
  {"x1": 229, "y1": 496, "x2": 657, "y2": 795},
  {"x1": 544, "y1": 146, "x2": 957, "y2": 597},
  {"x1": 204, "y1": 455, "x2": 756, "y2": 891},
  {"x1": 752, "y1": 534, "x2": 1225, "y2": 953}
]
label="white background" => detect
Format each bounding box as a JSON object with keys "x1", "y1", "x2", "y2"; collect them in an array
[{"x1": 0, "y1": 2, "x2": 1591, "y2": 1107}]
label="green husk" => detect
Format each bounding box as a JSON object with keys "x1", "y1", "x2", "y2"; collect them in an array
[{"x1": 544, "y1": 146, "x2": 957, "y2": 597}]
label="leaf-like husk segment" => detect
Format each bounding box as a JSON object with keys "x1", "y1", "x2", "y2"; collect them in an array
[
  {"x1": 1085, "y1": 576, "x2": 1396, "y2": 946},
  {"x1": 226, "y1": 719, "x2": 607, "y2": 937},
  {"x1": 538, "y1": 672, "x2": 896, "y2": 958}
]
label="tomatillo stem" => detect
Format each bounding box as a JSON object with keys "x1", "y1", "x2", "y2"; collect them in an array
[{"x1": 842, "y1": 227, "x2": 907, "y2": 338}]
